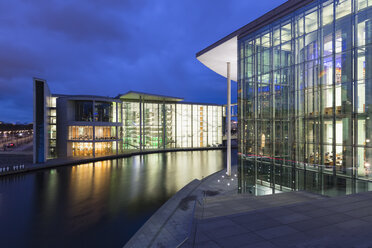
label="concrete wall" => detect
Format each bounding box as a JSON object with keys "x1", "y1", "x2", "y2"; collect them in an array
[
  {"x1": 33, "y1": 78, "x2": 50, "y2": 164},
  {"x1": 56, "y1": 97, "x2": 69, "y2": 158}
]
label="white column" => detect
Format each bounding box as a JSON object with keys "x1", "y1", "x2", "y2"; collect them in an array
[{"x1": 227, "y1": 62, "x2": 231, "y2": 176}]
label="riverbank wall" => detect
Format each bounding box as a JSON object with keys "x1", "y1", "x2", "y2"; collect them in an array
[{"x1": 0, "y1": 146, "x2": 235, "y2": 177}]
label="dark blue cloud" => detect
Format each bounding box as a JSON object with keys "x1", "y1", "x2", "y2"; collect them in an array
[{"x1": 0, "y1": 0, "x2": 285, "y2": 123}]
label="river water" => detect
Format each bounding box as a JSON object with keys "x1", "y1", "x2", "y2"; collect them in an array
[{"x1": 0, "y1": 150, "x2": 230, "y2": 247}]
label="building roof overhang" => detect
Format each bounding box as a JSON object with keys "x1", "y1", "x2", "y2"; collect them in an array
[
  {"x1": 117, "y1": 91, "x2": 184, "y2": 102},
  {"x1": 197, "y1": 37, "x2": 238, "y2": 82},
  {"x1": 196, "y1": 0, "x2": 315, "y2": 81}
]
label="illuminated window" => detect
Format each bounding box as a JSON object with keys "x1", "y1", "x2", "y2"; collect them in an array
[
  {"x1": 72, "y1": 142, "x2": 93, "y2": 157},
  {"x1": 69, "y1": 126, "x2": 93, "y2": 140},
  {"x1": 95, "y1": 126, "x2": 116, "y2": 140}
]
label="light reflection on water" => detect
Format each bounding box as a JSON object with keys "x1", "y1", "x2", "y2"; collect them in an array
[{"x1": 0, "y1": 150, "x2": 229, "y2": 248}]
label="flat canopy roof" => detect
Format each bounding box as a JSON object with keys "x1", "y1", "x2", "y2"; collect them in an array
[
  {"x1": 196, "y1": 0, "x2": 315, "y2": 82},
  {"x1": 117, "y1": 91, "x2": 184, "y2": 102}
]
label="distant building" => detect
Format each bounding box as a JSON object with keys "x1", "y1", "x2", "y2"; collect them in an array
[
  {"x1": 33, "y1": 79, "x2": 223, "y2": 163},
  {"x1": 0, "y1": 123, "x2": 33, "y2": 132}
]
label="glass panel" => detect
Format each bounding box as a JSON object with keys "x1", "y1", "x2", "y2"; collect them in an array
[
  {"x1": 358, "y1": 0, "x2": 368, "y2": 11},
  {"x1": 281, "y1": 23, "x2": 292, "y2": 43},
  {"x1": 335, "y1": 17, "x2": 353, "y2": 53},
  {"x1": 322, "y1": 56, "x2": 333, "y2": 86},
  {"x1": 94, "y1": 102, "x2": 113, "y2": 122},
  {"x1": 357, "y1": 117, "x2": 367, "y2": 145},
  {"x1": 75, "y1": 101, "x2": 93, "y2": 122},
  {"x1": 176, "y1": 104, "x2": 191, "y2": 148},
  {"x1": 112, "y1": 102, "x2": 117, "y2": 123},
  {"x1": 273, "y1": 28, "x2": 280, "y2": 46},
  {"x1": 72, "y1": 142, "x2": 93, "y2": 157},
  {"x1": 336, "y1": 0, "x2": 352, "y2": 20},
  {"x1": 95, "y1": 126, "x2": 116, "y2": 140},
  {"x1": 323, "y1": 3, "x2": 334, "y2": 26},
  {"x1": 68, "y1": 126, "x2": 93, "y2": 140},
  {"x1": 165, "y1": 104, "x2": 176, "y2": 148},
  {"x1": 122, "y1": 102, "x2": 140, "y2": 149},
  {"x1": 357, "y1": 8, "x2": 372, "y2": 47},
  {"x1": 305, "y1": 11, "x2": 318, "y2": 33},
  {"x1": 323, "y1": 26, "x2": 333, "y2": 56},
  {"x1": 118, "y1": 103, "x2": 122, "y2": 122},
  {"x1": 95, "y1": 142, "x2": 115, "y2": 156},
  {"x1": 356, "y1": 81, "x2": 366, "y2": 113},
  {"x1": 143, "y1": 103, "x2": 162, "y2": 149},
  {"x1": 296, "y1": 16, "x2": 305, "y2": 37}
]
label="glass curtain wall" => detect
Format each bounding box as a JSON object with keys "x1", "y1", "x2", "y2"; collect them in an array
[
  {"x1": 176, "y1": 104, "x2": 192, "y2": 148},
  {"x1": 143, "y1": 103, "x2": 163, "y2": 149},
  {"x1": 192, "y1": 105, "x2": 207, "y2": 148},
  {"x1": 48, "y1": 97, "x2": 57, "y2": 158},
  {"x1": 122, "y1": 102, "x2": 140, "y2": 149},
  {"x1": 165, "y1": 104, "x2": 176, "y2": 148},
  {"x1": 207, "y1": 106, "x2": 223, "y2": 147},
  {"x1": 238, "y1": 0, "x2": 372, "y2": 196},
  {"x1": 121, "y1": 101, "x2": 222, "y2": 150}
]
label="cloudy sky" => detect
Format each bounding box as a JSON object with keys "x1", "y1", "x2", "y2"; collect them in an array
[{"x1": 0, "y1": 0, "x2": 285, "y2": 123}]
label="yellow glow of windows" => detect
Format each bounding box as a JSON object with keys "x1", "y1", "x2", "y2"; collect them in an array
[
  {"x1": 69, "y1": 126, "x2": 93, "y2": 140},
  {"x1": 95, "y1": 142, "x2": 115, "y2": 156},
  {"x1": 72, "y1": 142, "x2": 93, "y2": 157},
  {"x1": 95, "y1": 126, "x2": 116, "y2": 140}
]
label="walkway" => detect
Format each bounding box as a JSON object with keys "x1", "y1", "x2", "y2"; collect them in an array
[
  {"x1": 187, "y1": 191, "x2": 372, "y2": 247},
  {"x1": 126, "y1": 163, "x2": 372, "y2": 248}
]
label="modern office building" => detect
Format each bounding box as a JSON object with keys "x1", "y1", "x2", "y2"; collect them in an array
[
  {"x1": 33, "y1": 79, "x2": 223, "y2": 163},
  {"x1": 197, "y1": 0, "x2": 372, "y2": 196}
]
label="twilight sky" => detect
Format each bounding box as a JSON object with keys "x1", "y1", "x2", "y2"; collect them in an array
[{"x1": 0, "y1": 0, "x2": 285, "y2": 123}]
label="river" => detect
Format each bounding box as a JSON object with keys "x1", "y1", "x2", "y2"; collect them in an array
[{"x1": 0, "y1": 149, "x2": 232, "y2": 247}]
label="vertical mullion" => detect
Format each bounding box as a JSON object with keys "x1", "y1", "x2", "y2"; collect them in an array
[
  {"x1": 271, "y1": 28, "x2": 276, "y2": 193},
  {"x1": 319, "y1": 1, "x2": 325, "y2": 194},
  {"x1": 254, "y1": 37, "x2": 258, "y2": 178},
  {"x1": 352, "y1": 0, "x2": 358, "y2": 186},
  {"x1": 332, "y1": 1, "x2": 337, "y2": 177},
  {"x1": 302, "y1": 14, "x2": 307, "y2": 190},
  {"x1": 291, "y1": 16, "x2": 297, "y2": 191}
]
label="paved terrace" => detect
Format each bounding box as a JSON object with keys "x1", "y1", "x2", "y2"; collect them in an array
[
  {"x1": 126, "y1": 165, "x2": 372, "y2": 248},
  {"x1": 187, "y1": 191, "x2": 372, "y2": 248}
]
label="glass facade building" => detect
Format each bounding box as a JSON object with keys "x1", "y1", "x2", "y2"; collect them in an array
[
  {"x1": 120, "y1": 93, "x2": 223, "y2": 151},
  {"x1": 34, "y1": 83, "x2": 224, "y2": 161},
  {"x1": 197, "y1": 0, "x2": 372, "y2": 196},
  {"x1": 237, "y1": 0, "x2": 372, "y2": 196}
]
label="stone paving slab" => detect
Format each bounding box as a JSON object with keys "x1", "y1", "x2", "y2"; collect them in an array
[
  {"x1": 187, "y1": 191, "x2": 372, "y2": 248},
  {"x1": 195, "y1": 191, "x2": 326, "y2": 220}
]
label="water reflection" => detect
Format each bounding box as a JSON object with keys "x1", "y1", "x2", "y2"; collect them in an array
[{"x1": 0, "y1": 150, "x2": 227, "y2": 248}]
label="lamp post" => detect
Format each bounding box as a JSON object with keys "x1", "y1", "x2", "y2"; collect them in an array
[{"x1": 227, "y1": 62, "x2": 231, "y2": 176}]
